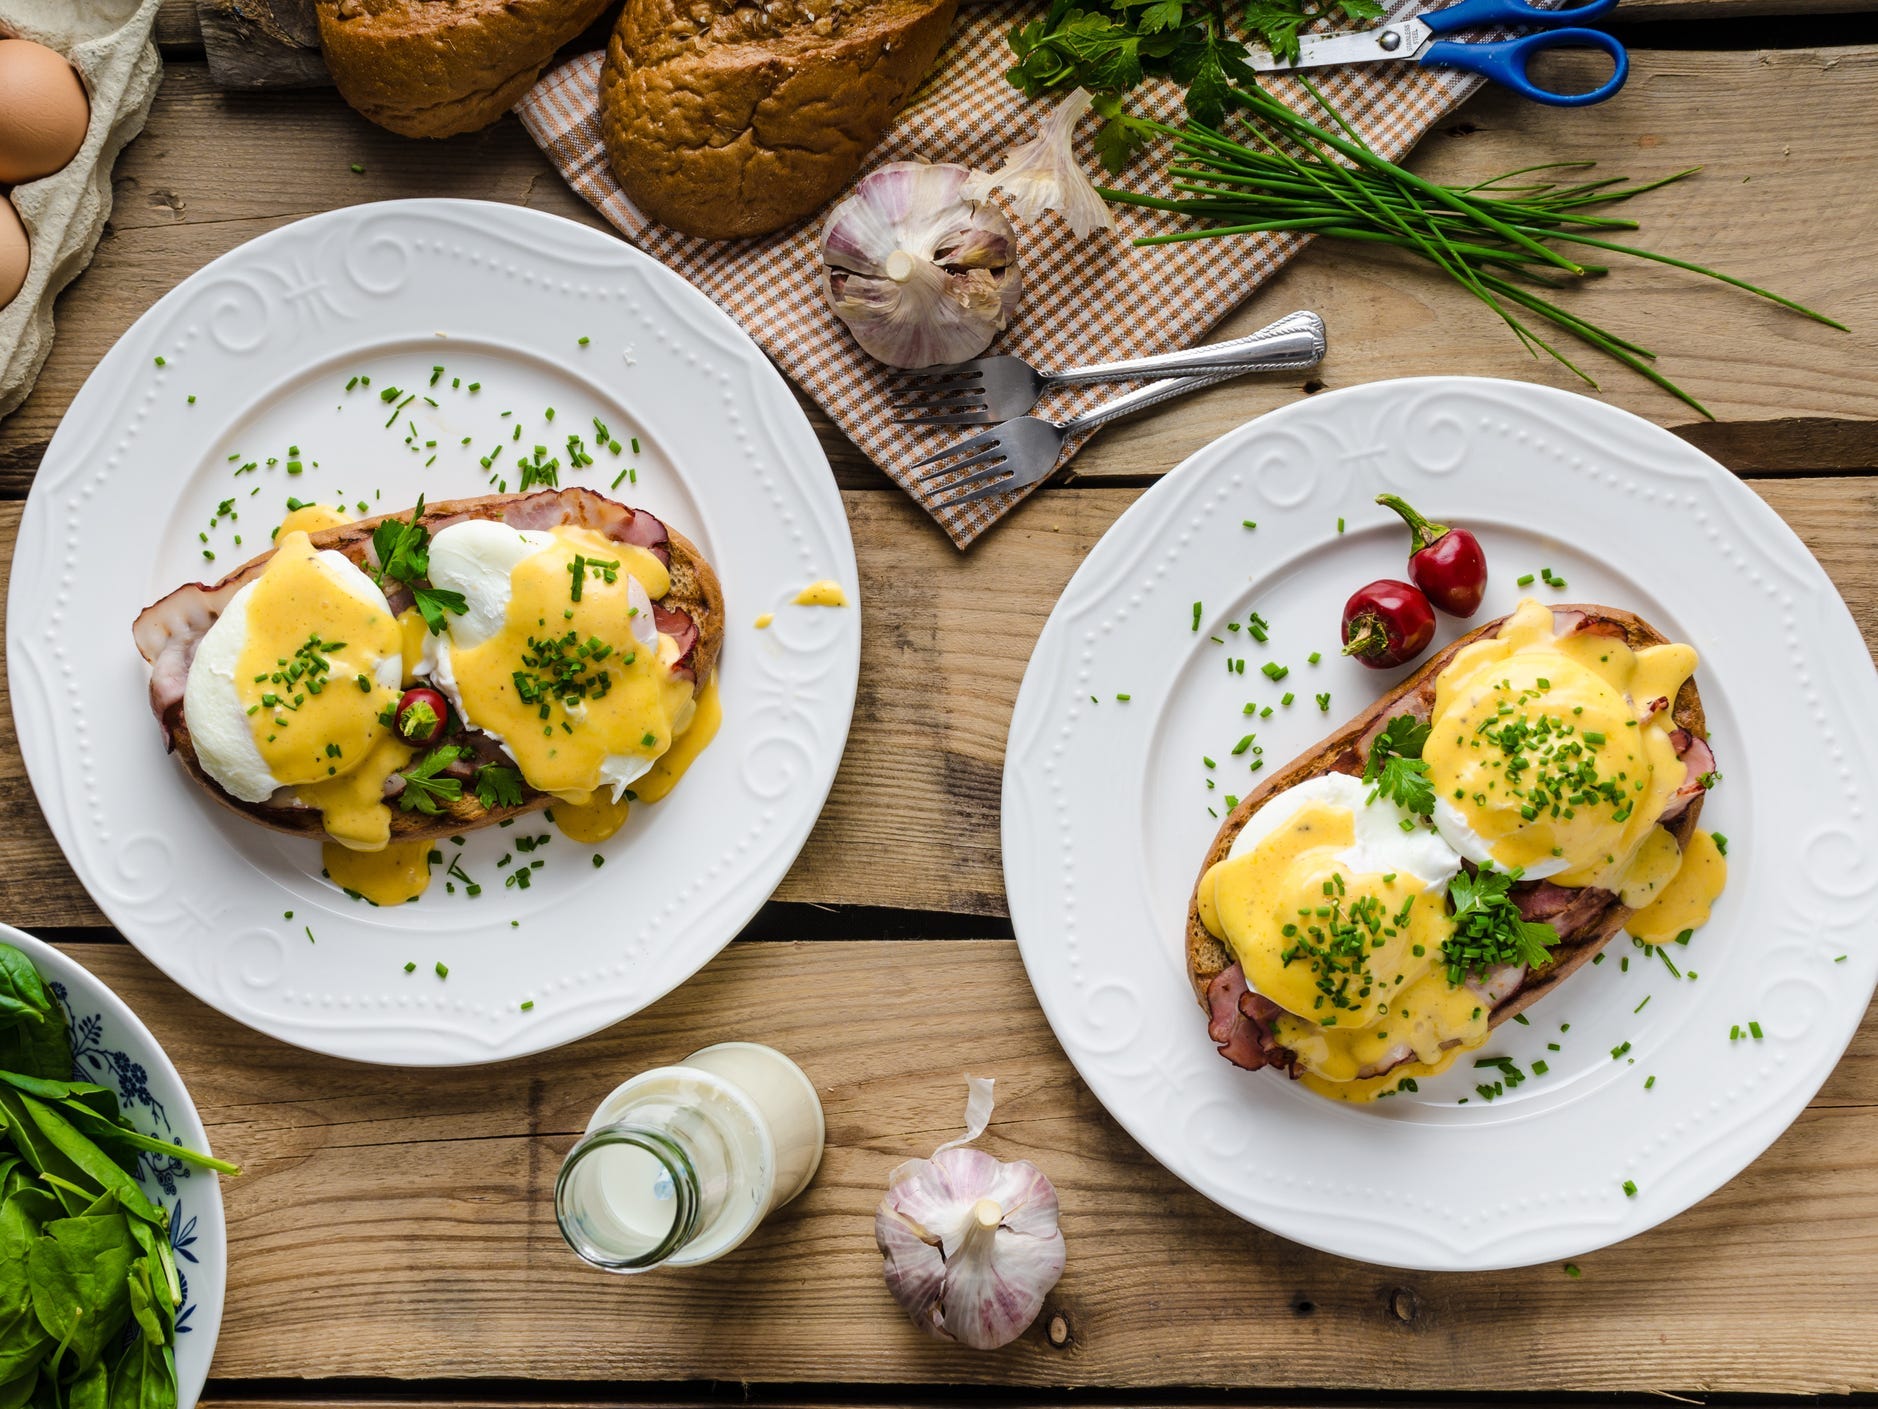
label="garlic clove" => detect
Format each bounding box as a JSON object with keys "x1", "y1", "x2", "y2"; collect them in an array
[
  {"x1": 962, "y1": 88, "x2": 1115, "y2": 240},
  {"x1": 875, "y1": 1077, "x2": 1066, "y2": 1351},
  {"x1": 820, "y1": 162, "x2": 1023, "y2": 369}
]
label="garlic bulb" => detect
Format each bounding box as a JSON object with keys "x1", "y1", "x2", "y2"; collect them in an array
[
  {"x1": 963, "y1": 88, "x2": 1115, "y2": 240},
  {"x1": 875, "y1": 1077, "x2": 1065, "y2": 1351},
  {"x1": 820, "y1": 163, "x2": 1023, "y2": 369}
]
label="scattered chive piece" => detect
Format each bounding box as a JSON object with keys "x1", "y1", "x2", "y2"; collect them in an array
[
  {"x1": 1517, "y1": 573, "x2": 1536, "y2": 587},
  {"x1": 578, "y1": 336, "x2": 591, "y2": 346},
  {"x1": 1115, "y1": 693, "x2": 1131, "y2": 702},
  {"x1": 1281, "y1": 692, "x2": 1295, "y2": 706},
  {"x1": 1563, "y1": 1263, "x2": 1581, "y2": 1278},
  {"x1": 1645, "y1": 1075, "x2": 1656, "y2": 1089},
  {"x1": 611, "y1": 468, "x2": 628, "y2": 490},
  {"x1": 1531, "y1": 1060, "x2": 1549, "y2": 1076},
  {"x1": 304, "y1": 925, "x2": 315, "y2": 944},
  {"x1": 1635, "y1": 995, "x2": 1651, "y2": 1013},
  {"x1": 1307, "y1": 651, "x2": 1321, "y2": 665},
  {"x1": 1260, "y1": 661, "x2": 1288, "y2": 681},
  {"x1": 1191, "y1": 601, "x2": 1202, "y2": 631},
  {"x1": 349, "y1": 162, "x2": 365, "y2": 174},
  {"x1": 435, "y1": 962, "x2": 449, "y2": 979},
  {"x1": 187, "y1": 395, "x2": 197, "y2": 405},
  {"x1": 1512, "y1": 1013, "x2": 1529, "y2": 1026},
  {"x1": 1315, "y1": 692, "x2": 1330, "y2": 712},
  {"x1": 1610, "y1": 1041, "x2": 1631, "y2": 1059},
  {"x1": 1622, "y1": 1180, "x2": 1638, "y2": 1198},
  {"x1": 1242, "y1": 519, "x2": 1257, "y2": 529},
  {"x1": 1749, "y1": 1020, "x2": 1763, "y2": 1039},
  {"x1": 1202, "y1": 755, "x2": 1216, "y2": 769},
  {"x1": 631, "y1": 437, "x2": 640, "y2": 453},
  {"x1": 1712, "y1": 832, "x2": 1728, "y2": 855},
  {"x1": 403, "y1": 961, "x2": 416, "y2": 974},
  {"x1": 1230, "y1": 735, "x2": 1254, "y2": 756},
  {"x1": 1336, "y1": 516, "x2": 1345, "y2": 533},
  {"x1": 1836, "y1": 955, "x2": 1848, "y2": 963}
]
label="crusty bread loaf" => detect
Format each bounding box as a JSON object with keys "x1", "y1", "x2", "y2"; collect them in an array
[
  {"x1": 137, "y1": 491, "x2": 724, "y2": 843},
  {"x1": 1187, "y1": 606, "x2": 1708, "y2": 1048},
  {"x1": 316, "y1": 0, "x2": 611, "y2": 138},
  {"x1": 599, "y1": 0, "x2": 957, "y2": 239}
]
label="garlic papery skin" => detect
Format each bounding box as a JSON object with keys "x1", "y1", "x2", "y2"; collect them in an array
[
  {"x1": 875, "y1": 1077, "x2": 1065, "y2": 1350},
  {"x1": 963, "y1": 87, "x2": 1115, "y2": 240},
  {"x1": 820, "y1": 162, "x2": 1024, "y2": 369}
]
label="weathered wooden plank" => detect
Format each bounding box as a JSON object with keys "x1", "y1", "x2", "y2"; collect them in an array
[
  {"x1": 3, "y1": 477, "x2": 1874, "y2": 925},
  {"x1": 5, "y1": 52, "x2": 1878, "y2": 499},
  {"x1": 51, "y1": 938, "x2": 1878, "y2": 1394}
]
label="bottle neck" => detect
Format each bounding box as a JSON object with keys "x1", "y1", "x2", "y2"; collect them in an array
[{"x1": 554, "y1": 1122, "x2": 704, "y2": 1273}]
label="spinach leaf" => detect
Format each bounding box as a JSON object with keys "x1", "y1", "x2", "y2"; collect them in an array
[
  {"x1": 0, "y1": 1192, "x2": 50, "y2": 1381},
  {"x1": 64, "y1": 1359, "x2": 106, "y2": 1409},
  {"x1": 26, "y1": 1211, "x2": 136, "y2": 1373},
  {"x1": 0, "y1": 951, "x2": 69, "y2": 1082},
  {"x1": 0, "y1": 952, "x2": 52, "y2": 1029},
  {"x1": 0, "y1": 1093, "x2": 92, "y2": 1218},
  {"x1": 0, "y1": 1370, "x2": 33, "y2": 1409},
  {"x1": 106, "y1": 1337, "x2": 173, "y2": 1409},
  {"x1": 8, "y1": 1096, "x2": 161, "y2": 1226}
]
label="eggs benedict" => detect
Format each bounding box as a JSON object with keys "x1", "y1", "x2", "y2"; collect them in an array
[
  {"x1": 134, "y1": 488, "x2": 724, "y2": 905},
  {"x1": 1188, "y1": 601, "x2": 1724, "y2": 1102}
]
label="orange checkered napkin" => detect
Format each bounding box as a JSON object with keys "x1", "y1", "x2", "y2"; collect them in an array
[{"x1": 515, "y1": 2, "x2": 1482, "y2": 548}]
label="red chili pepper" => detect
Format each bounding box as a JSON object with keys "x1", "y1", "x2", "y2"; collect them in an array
[
  {"x1": 1376, "y1": 494, "x2": 1488, "y2": 618},
  {"x1": 1341, "y1": 579, "x2": 1436, "y2": 669},
  {"x1": 395, "y1": 687, "x2": 449, "y2": 746}
]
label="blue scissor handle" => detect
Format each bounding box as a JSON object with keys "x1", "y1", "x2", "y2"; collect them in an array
[
  {"x1": 1422, "y1": 28, "x2": 1628, "y2": 106},
  {"x1": 1419, "y1": 0, "x2": 1618, "y2": 34}
]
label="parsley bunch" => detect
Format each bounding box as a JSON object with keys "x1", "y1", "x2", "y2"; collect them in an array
[
  {"x1": 370, "y1": 495, "x2": 470, "y2": 635},
  {"x1": 397, "y1": 745, "x2": 466, "y2": 814},
  {"x1": 1006, "y1": 0, "x2": 1380, "y2": 149}
]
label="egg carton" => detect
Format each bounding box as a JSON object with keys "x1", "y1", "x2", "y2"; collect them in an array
[{"x1": 0, "y1": 0, "x2": 163, "y2": 418}]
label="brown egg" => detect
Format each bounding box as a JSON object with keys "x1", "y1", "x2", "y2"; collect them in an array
[
  {"x1": 0, "y1": 39, "x2": 90, "y2": 185},
  {"x1": 0, "y1": 197, "x2": 28, "y2": 308}
]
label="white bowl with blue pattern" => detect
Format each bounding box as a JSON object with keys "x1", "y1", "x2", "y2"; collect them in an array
[{"x1": 0, "y1": 924, "x2": 227, "y2": 1408}]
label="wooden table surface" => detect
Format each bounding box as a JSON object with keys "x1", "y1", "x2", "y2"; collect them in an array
[{"x1": 4, "y1": 1, "x2": 1877, "y2": 1402}]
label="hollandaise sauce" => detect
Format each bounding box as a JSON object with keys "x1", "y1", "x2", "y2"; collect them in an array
[
  {"x1": 1197, "y1": 800, "x2": 1476, "y2": 1100},
  {"x1": 440, "y1": 529, "x2": 696, "y2": 801},
  {"x1": 793, "y1": 580, "x2": 847, "y2": 607},
  {"x1": 226, "y1": 532, "x2": 409, "y2": 854},
  {"x1": 1628, "y1": 829, "x2": 1727, "y2": 944},
  {"x1": 323, "y1": 837, "x2": 435, "y2": 905},
  {"x1": 1424, "y1": 598, "x2": 1697, "y2": 893}
]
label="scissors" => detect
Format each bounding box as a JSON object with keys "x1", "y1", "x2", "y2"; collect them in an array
[{"x1": 1247, "y1": 0, "x2": 1628, "y2": 108}]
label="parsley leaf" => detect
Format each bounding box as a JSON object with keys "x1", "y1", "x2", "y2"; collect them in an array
[
  {"x1": 397, "y1": 745, "x2": 465, "y2": 814},
  {"x1": 474, "y1": 764, "x2": 525, "y2": 811},
  {"x1": 1444, "y1": 865, "x2": 1559, "y2": 984},
  {"x1": 370, "y1": 494, "x2": 468, "y2": 636},
  {"x1": 1362, "y1": 713, "x2": 1435, "y2": 815}
]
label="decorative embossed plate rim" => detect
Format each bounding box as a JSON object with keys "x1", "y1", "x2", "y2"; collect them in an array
[
  {"x1": 1003, "y1": 377, "x2": 1878, "y2": 1271},
  {"x1": 8, "y1": 200, "x2": 860, "y2": 1065},
  {"x1": 0, "y1": 924, "x2": 227, "y2": 1408}
]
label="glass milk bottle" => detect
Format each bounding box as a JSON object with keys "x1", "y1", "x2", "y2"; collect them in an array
[{"x1": 554, "y1": 1042, "x2": 824, "y2": 1271}]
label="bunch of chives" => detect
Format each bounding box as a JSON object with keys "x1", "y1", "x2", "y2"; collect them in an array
[{"x1": 1098, "y1": 78, "x2": 1844, "y2": 417}]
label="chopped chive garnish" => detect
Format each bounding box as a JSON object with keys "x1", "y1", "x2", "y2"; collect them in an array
[
  {"x1": 1634, "y1": 995, "x2": 1651, "y2": 1013},
  {"x1": 403, "y1": 961, "x2": 416, "y2": 973},
  {"x1": 1712, "y1": 832, "x2": 1728, "y2": 855},
  {"x1": 1307, "y1": 651, "x2": 1321, "y2": 665},
  {"x1": 1191, "y1": 601, "x2": 1202, "y2": 631},
  {"x1": 1516, "y1": 573, "x2": 1535, "y2": 587},
  {"x1": 1622, "y1": 1180, "x2": 1637, "y2": 1197},
  {"x1": 435, "y1": 962, "x2": 449, "y2": 979},
  {"x1": 1749, "y1": 1020, "x2": 1763, "y2": 1039}
]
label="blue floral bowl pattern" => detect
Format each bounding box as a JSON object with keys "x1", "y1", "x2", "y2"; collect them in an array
[{"x1": 1, "y1": 924, "x2": 227, "y2": 1408}]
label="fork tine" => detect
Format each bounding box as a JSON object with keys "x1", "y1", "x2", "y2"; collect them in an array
[
  {"x1": 911, "y1": 429, "x2": 999, "y2": 471},
  {"x1": 886, "y1": 365, "x2": 981, "y2": 387},
  {"x1": 887, "y1": 386, "x2": 988, "y2": 409},
  {"x1": 914, "y1": 443, "x2": 1006, "y2": 483},
  {"x1": 930, "y1": 469, "x2": 1018, "y2": 508},
  {"x1": 925, "y1": 456, "x2": 1015, "y2": 498},
  {"x1": 893, "y1": 409, "x2": 996, "y2": 428}
]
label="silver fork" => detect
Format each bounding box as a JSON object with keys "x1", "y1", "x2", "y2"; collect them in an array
[
  {"x1": 913, "y1": 363, "x2": 1269, "y2": 509},
  {"x1": 890, "y1": 310, "x2": 1326, "y2": 426}
]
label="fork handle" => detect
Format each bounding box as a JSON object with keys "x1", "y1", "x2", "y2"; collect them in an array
[
  {"x1": 1045, "y1": 310, "x2": 1326, "y2": 385},
  {"x1": 1056, "y1": 365, "x2": 1265, "y2": 436}
]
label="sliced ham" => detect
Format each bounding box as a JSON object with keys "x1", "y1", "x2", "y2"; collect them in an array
[
  {"x1": 1204, "y1": 965, "x2": 1295, "y2": 1074},
  {"x1": 1661, "y1": 731, "x2": 1716, "y2": 821}
]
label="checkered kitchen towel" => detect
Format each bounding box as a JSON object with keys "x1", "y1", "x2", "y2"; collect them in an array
[{"x1": 517, "y1": 1, "x2": 1484, "y2": 548}]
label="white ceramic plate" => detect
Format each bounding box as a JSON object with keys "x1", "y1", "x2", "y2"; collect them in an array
[
  {"x1": 9, "y1": 200, "x2": 860, "y2": 1065},
  {"x1": 1003, "y1": 376, "x2": 1878, "y2": 1271},
  {"x1": 0, "y1": 924, "x2": 227, "y2": 1408}
]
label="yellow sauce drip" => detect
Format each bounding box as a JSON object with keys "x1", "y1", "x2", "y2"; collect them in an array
[
  {"x1": 1618, "y1": 827, "x2": 1683, "y2": 909},
  {"x1": 554, "y1": 794, "x2": 632, "y2": 844},
  {"x1": 322, "y1": 837, "x2": 433, "y2": 905},
  {"x1": 753, "y1": 613, "x2": 774, "y2": 630},
  {"x1": 1627, "y1": 829, "x2": 1728, "y2": 944},
  {"x1": 295, "y1": 733, "x2": 413, "y2": 850},
  {"x1": 1424, "y1": 597, "x2": 1698, "y2": 889},
  {"x1": 396, "y1": 607, "x2": 432, "y2": 686},
  {"x1": 1198, "y1": 800, "x2": 1477, "y2": 1100},
  {"x1": 277, "y1": 503, "x2": 353, "y2": 538},
  {"x1": 793, "y1": 580, "x2": 847, "y2": 608},
  {"x1": 633, "y1": 674, "x2": 721, "y2": 805},
  {"x1": 443, "y1": 527, "x2": 692, "y2": 803},
  {"x1": 237, "y1": 532, "x2": 403, "y2": 847}
]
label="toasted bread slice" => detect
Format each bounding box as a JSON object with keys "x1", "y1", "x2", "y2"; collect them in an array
[
  {"x1": 133, "y1": 489, "x2": 724, "y2": 842},
  {"x1": 1187, "y1": 605, "x2": 1709, "y2": 1068}
]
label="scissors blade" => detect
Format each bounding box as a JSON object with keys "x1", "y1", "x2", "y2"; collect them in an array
[{"x1": 1247, "y1": 18, "x2": 1431, "y2": 72}]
